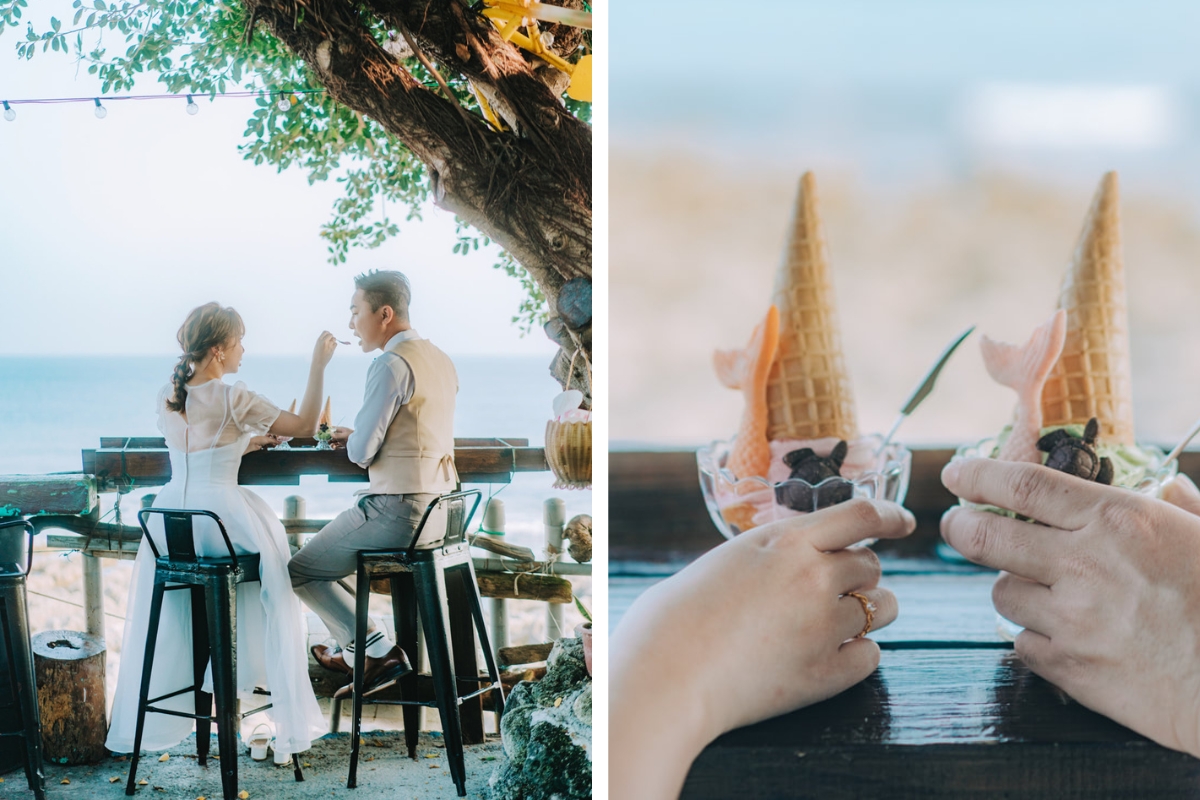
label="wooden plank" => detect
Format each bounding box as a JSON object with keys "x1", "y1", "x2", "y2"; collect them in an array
[
  {"x1": 499, "y1": 643, "x2": 554, "y2": 667},
  {"x1": 470, "y1": 536, "x2": 537, "y2": 562},
  {"x1": 370, "y1": 570, "x2": 573, "y2": 603},
  {"x1": 610, "y1": 569, "x2": 1000, "y2": 643},
  {"x1": 612, "y1": 447, "x2": 1200, "y2": 565},
  {"x1": 685, "y1": 742, "x2": 1200, "y2": 799},
  {"x1": 0, "y1": 474, "x2": 98, "y2": 517},
  {"x1": 610, "y1": 450, "x2": 724, "y2": 564},
  {"x1": 474, "y1": 571, "x2": 573, "y2": 603},
  {"x1": 44, "y1": 534, "x2": 139, "y2": 560},
  {"x1": 680, "y1": 648, "x2": 1200, "y2": 798},
  {"x1": 307, "y1": 662, "x2": 532, "y2": 709},
  {"x1": 82, "y1": 443, "x2": 549, "y2": 490}
]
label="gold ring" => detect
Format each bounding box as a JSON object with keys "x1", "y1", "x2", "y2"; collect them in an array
[{"x1": 845, "y1": 591, "x2": 877, "y2": 638}]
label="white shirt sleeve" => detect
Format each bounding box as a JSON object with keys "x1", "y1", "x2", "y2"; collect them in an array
[{"x1": 346, "y1": 353, "x2": 416, "y2": 468}]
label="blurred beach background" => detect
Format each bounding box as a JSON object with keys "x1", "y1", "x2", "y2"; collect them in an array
[{"x1": 612, "y1": 0, "x2": 1200, "y2": 449}]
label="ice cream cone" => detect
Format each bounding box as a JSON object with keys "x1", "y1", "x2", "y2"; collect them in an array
[
  {"x1": 287, "y1": 399, "x2": 297, "y2": 414},
  {"x1": 319, "y1": 396, "x2": 332, "y2": 427},
  {"x1": 765, "y1": 172, "x2": 858, "y2": 442},
  {"x1": 1040, "y1": 171, "x2": 1136, "y2": 445}
]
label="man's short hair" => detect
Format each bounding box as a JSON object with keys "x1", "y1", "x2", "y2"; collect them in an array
[{"x1": 354, "y1": 270, "x2": 411, "y2": 322}]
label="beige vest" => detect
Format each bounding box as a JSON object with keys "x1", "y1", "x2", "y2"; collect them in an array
[{"x1": 368, "y1": 337, "x2": 459, "y2": 495}]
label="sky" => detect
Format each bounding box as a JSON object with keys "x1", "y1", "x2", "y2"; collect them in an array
[
  {"x1": 610, "y1": 0, "x2": 1200, "y2": 191},
  {"x1": 0, "y1": 3, "x2": 558, "y2": 358}
]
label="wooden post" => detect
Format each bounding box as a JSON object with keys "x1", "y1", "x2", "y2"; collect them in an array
[
  {"x1": 481, "y1": 498, "x2": 509, "y2": 670},
  {"x1": 284, "y1": 495, "x2": 305, "y2": 552},
  {"x1": 33, "y1": 630, "x2": 107, "y2": 765},
  {"x1": 81, "y1": 555, "x2": 104, "y2": 639},
  {"x1": 544, "y1": 498, "x2": 566, "y2": 640}
]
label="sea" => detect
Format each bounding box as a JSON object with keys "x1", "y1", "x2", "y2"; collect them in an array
[{"x1": 0, "y1": 354, "x2": 591, "y2": 552}]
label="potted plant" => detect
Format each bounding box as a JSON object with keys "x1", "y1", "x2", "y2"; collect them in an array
[{"x1": 573, "y1": 595, "x2": 592, "y2": 677}]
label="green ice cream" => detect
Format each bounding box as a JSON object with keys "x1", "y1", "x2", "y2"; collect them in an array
[
  {"x1": 989, "y1": 423, "x2": 1161, "y2": 488},
  {"x1": 962, "y1": 423, "x2": 1171, "y2": 520}
]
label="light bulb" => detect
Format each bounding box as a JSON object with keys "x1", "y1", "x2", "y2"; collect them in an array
[
  {"x1": 276, "y1": 93, "x2": 291, "y2": 112},
  {"x1": 2, "y1": 102, "x2": 13, "y2": 122},
  {"x1": 93, "y1": 98, "x2": 107, "y2": 119},
  {"x1": 186, "y1": 95, "x2": 199, "y2": 115}
]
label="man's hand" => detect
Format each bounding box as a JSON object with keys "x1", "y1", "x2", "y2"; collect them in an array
[
  {"x1": 329, "y1": 426, "x2": 353, "y2": 450},
  {"x1": 941, "y1": 458, "x2": 1200, "y2": 758}
]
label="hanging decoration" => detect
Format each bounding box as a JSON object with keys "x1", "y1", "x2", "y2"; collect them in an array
[{"x1": 0, "y1": 88, "x2": 325, "y2": 123}]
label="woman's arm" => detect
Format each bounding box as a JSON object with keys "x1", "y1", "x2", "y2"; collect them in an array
[
  {"x1": 610, "y1": 499, "x2": 915, "y2": 799},
  {"x1": 269, "y1": 331, "x2": 338, "y2": 438}
]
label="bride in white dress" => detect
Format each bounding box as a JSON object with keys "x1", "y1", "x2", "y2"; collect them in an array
[{"x1": 107, "y1": 302, "x2": 334, "y2": 761}]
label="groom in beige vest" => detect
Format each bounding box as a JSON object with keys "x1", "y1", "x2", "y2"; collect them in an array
[{"x1": 289, "y1": 269, "x2": 458, "y2": 697}]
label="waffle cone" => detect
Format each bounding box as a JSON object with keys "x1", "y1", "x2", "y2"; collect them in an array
[
  {"x1": 1040, "y1": 171, "x2": 1136, "y2": 445},
  {"x1": 765, "y1": 172, "x2": 858, "y2": 441}
]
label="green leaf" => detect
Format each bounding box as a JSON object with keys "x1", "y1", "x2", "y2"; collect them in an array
[{"x1": 572, "y1": 594, "x2": 591, "y2": 623}]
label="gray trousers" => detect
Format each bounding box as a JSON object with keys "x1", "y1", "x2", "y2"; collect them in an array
[{"x1": 289, "y1": 493, "x2": 436, "y2": 658}]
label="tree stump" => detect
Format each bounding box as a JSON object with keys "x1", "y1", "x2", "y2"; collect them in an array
[{"x1": 32, "y1": 630, "x2": 106, "y2": 765}]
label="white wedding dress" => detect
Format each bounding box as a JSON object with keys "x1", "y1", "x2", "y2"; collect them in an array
[{"x1": 106, "y1": 380, "x2": 326, "y2": 757}]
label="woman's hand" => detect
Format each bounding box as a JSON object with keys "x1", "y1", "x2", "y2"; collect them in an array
[
  {"x1": 610, "y1": 499, "x2": 915, "y2": 799},
  {"x1": 243, "y1": 435, "x2": 280, "y2": 455},
  {"x1": 311, "y1": 331, "x2": 338, "y2": 370},
  {"x1": 941, "y1": 458, "x2": 1200, "y2": 758}
]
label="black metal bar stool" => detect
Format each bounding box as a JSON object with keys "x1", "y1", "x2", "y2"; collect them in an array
[
  {"x1": 0, "y1": 518, "x2": 45, "y2": 800},
  {"x1": 126, "y1": 509, "x2": 304, "y2": 800},
  {"x1": 347, "y1": 489, "x2": 505, "y2": 796}
]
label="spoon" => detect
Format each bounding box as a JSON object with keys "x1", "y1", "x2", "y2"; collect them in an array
[
  {"x1": 876, "y1": 324, "x2": 977, "y2": 455},
  {"x1": 336, "y1": 339, "x2": 352, "y2": 345},
  {"x1": 1162, "y1": 416, "x2": 1200, "y2": 468}
]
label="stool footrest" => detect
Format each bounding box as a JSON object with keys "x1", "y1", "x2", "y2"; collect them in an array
[
  {"x1": 146, "y1": 700, "x2": 274, "y2": 723},
  {"x1": 148, "y1": 685, "x2": 201, "y2": 705},
  {"x1": 457, "y1": 685, "x2": 499, "y2": 703},
  {"x1": 144, "y1": 706, "x2": 210, "y2": 723}
]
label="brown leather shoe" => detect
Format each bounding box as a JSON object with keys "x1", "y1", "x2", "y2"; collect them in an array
[
  {"x1": 311, "y1": 644, "x2": 352, "y2": 677},
  {"x1": 332, "y1": 646, "x2": 413, "y2": 699}
]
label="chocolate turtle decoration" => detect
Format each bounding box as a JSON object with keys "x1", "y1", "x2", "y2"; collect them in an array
[
  {"x1": 1037, "y1": 417, "x2": 1113, "y2": 485},
  {"x1": 775, "y1": 440, "x2": 854, "y2": 512}
]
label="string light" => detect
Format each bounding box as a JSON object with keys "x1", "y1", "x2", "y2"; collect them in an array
[{"x1": 0, "y1": 89, "x2": 325, "y2": 124}]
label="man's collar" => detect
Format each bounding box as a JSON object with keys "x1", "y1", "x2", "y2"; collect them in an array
[{"x1": 382, "y1": 329, "x2": 420, "y2": 352}]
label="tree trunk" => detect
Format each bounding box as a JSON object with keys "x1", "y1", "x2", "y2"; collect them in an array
[
  {"x1": 33, "y1": 630, "x2": 107, "y2": 765},
  {"x1": 246, "y1": 0, "x2": 592, "y2": 395}
]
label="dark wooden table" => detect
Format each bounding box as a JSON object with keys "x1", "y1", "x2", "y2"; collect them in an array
[{"x1": 612, "y1": 448, "x2": 1200, "y2": 799}]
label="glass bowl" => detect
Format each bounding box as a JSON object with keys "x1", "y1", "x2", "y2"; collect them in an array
[
  {"x1": 949, "y1": 436, "x2": 1177, "y2": 640},
  {"x1": 696, "y1": 434, "x2": 913, "y2": 540}
]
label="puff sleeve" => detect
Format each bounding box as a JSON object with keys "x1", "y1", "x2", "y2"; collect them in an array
[
  {"x1": 229, "y1": 381, "x2": 282, "y2": 435},
  {"x1": 155, "y1": 384, "x2": 171, "y2": 436}
]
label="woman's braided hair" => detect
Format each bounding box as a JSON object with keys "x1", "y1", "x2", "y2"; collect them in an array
[{"x1": 166, "y1": 303, "x2": 245, "y2": 413}]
